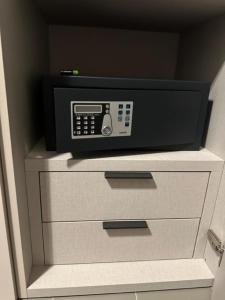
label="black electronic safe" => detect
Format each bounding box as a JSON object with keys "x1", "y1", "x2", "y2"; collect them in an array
[{"x1": 43, "y1": 76, "x2": 210, "y2": 153}]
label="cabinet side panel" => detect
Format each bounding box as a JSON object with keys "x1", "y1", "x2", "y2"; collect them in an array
[
  {"x1": 0, "y1": 0, "x2": 48, "y2": 297},
  {"x1": 0, "y1": 150, "x2": 17, "y2": 300},
  {"x1": 205, "y1": 167, "x2": 225, "y2": 274},
  {"x1": 194, "y1": 170, "x2": 223, "y2": 257},
  {"x1": 26, "y1": 171, "x2": 45, "y2": 265}
]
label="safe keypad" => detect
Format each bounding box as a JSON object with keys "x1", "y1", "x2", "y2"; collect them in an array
[
  {"x1": 117, "y1": 104, "x2": 131, "y2": 127},
  {"x1": 74, "y1": 115, "x2": 96, "y2": 135},
  {"x1": 71, "y1": 101, "x2": 133, "y2": 138}
]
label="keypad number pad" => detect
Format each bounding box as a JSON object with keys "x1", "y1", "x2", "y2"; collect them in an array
[
  {"x1": 72, "y1": 102, "x2": 109, "y2": 138},
  {"x1": 74, "y1": 115, "x2": 96, "y2": 136}
]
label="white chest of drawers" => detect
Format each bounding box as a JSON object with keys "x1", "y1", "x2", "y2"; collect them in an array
[{"x1": 25, "y1": 142, "x2": 223, "y2": 299}]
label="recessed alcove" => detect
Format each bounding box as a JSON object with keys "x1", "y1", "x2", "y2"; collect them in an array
[{"x1": 1, "y1": 1, "x2": 225, "y2": 299}]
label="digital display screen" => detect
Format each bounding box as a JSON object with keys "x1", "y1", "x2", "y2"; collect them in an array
[{"x1": 75, "y1": 105, "x2": 102, "y2": 113}]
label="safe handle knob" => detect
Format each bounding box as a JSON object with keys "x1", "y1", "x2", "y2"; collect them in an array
[
  {"x1": 101, "y1": 114, "x2": 113, "y2": 136},
  {"x1": 102, "y1": 126, "x2": 112, "y2": 136}
]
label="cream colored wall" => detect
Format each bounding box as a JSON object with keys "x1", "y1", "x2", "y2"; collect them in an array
[
  {"x1": 176, "y1": 14, "x2": 225, "y2": 159},
  {"x1": 177, "y1": 14, "x2": 225, "y2": 295},
  {"x1": 0, "y1": 168, "x2": 16, "y2": 300},
  {"x1": 0, "y1": 137, "x2": 16, "y2": 299},
  {"x1": 49, "y1": 25, "x2": 179, "y2": 79},
  {"x1": 0, "y1": 0, "x2": 48, "y2": 297}
]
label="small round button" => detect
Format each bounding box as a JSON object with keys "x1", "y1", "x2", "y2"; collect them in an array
[{"x1": 102, "y1": 126, "x2": 112, "y2": 136}]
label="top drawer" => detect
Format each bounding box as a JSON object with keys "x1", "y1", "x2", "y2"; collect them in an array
[{"x1": 40, "y1": 171, "x2": 209, "y2": 222}]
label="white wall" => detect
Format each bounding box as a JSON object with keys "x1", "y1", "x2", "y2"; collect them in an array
[
  {"x1": 49, "y1": 25, "x2": 179, "y2": 79},
  {"x1": 0, "y1": 0, "x2": 48, "y2": 297},
  {"x1": 0, "y1": 164, "x2": 16, "y2": 300},
  {"x1": 176, "y1": 14, "x2": 225, "y2": 159},
  {"x1": 177, "y1": 14, "x2": 225, "y2": 297},
  {"x1": 0, "y1": 61, "x2": 16, "y2": 297}
]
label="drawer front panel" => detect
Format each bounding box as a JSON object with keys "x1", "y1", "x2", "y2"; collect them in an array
[
  {"x1": 137, "y1": 288, "x2": 211, "y2": 300},
  {"x1": 26, "y1": 288, "x2": 211, "y2": 300},
  {"x1": 40, "y1": 172, "x2": 209, "y2": 221},
  {"x1": 27, "y1": 293, "x2": 135, "y2": 300},
  {"x1": 43, "y1": 219, "x2": 199, "y2": 264}
]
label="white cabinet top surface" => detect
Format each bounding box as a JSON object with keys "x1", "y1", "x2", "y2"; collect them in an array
[{"x1": 25, "y1": 140, "x2": 224, "y2": 172}]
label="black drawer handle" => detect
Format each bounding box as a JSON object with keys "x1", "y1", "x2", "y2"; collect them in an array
[
  {"x1": 103, "y1": 221, "x2": 148, "y2": 230},
  {"x1": 105, "y1": 171, "x2": 153, "y2": 179}
]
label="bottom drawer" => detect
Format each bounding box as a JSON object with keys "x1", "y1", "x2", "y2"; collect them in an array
[
  {"x1": 43, "y1": 219, "x2": 199, "y2": 264},
  {"x1": 137, "y1": 288, "x2": 211, "y2": 300},
  {"x1": 25, "y1": 288, "x2": 211, "y2": 300},
  {"x1": 26, "y1": 294, "x2": 135, "y2": 300}
]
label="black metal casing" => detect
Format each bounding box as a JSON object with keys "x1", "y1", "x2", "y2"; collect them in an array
[{"x1": 43, "y1": 76, "x2": 210, "y2": 153}]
